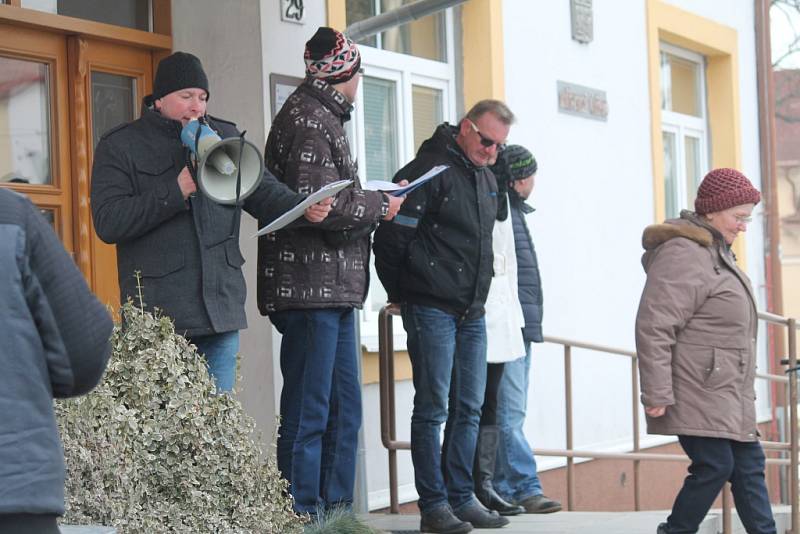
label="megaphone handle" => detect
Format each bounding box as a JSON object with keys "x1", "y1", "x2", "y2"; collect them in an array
[
  {"x1": 183, "y1": 147, "x2": 199, "y2": 191},
  {"x1": 228, "y1": 131, "x2": 247, "y2": 238}
]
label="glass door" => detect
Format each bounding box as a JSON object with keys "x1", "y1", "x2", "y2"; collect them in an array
[{"x1": 0, "y1": 23, "x2": 73, "y2": 248}]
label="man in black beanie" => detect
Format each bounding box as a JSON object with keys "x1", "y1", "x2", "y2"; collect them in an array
[
  {"x1": 90, "y1": 51, "x2": 331, "y2": 394},
  {"x1": 257, "y1": 27, "x2": 404, "y2": 516}
]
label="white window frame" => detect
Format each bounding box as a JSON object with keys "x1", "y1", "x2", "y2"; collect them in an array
[
  {"x1": 660, "y1": 43, "x2": 710, "y2": 218},
  {"x1": 349, "y1": 9, "x2": 456, "y2": 352}
]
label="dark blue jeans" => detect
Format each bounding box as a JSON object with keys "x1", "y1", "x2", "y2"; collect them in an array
[
  {"x1": 270, "y1": 308, "x2": 361, "y2": 515},
  {"x1": 665, "y1": 435, "x2": 776, "y2": 534},
  {"x1": 401, "y1": 304, "x2": 487, "y2": 513},
  {"x1": 188, "y1": 330, "x2": 240, "y2": 393}
]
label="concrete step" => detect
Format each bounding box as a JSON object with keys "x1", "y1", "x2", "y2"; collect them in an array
[{"x1": 362, "y1": 505, "x2": 792, "y2": 534}]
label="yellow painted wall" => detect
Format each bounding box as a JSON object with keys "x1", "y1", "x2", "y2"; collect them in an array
[
  {"x1": 326, "y1": 0, "x2": 346, "y2": 31},
  {"x1": 461, "y1": 0, "x2": 505, "y2": 106},
  {"x1": 646, "y1": 0, "x2": 746, "y2": 267}
]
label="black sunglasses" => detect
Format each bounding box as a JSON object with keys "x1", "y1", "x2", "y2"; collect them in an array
[{"x1": 467, "y1": 119, "x2": 506, "y2": 150}]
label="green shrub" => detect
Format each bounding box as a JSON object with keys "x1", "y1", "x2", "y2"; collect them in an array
[{"x1": 56, "y1": 302, "x2": 302, "y2": 533}]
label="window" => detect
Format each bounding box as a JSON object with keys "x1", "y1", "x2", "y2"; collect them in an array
[
  {"x1": 21, "y1": 0, "x2": 152, "y2": 31},
  {"x1": 660, "y1": 44, "x2": 709, "y2": 218},
  {"x1": 348, "y1": 8, "x2": 456, "y2": 351},
  {"x1": 0, "y1": 56, "x2": 52, "y2": 185},
  {"x1": 346, "y1": 0, "x2": 447, "y2": 62}
]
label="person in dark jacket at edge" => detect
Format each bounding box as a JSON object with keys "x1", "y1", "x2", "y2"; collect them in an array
[
  {"x1": 485, "y1": 145, "x2": 561, "y2": 515},
  {"x1": 90, "y1": 52, "x2": 331, "y2": 394},
  {"x1": 256, "y1": 28, "x2": 404, "y2": 516},
  {"x1": 373, "y1": 99, "x2": 515, "y2": 533},
  {"x1": 0, "y1": 188, "x2": 112, "y2": 534}
]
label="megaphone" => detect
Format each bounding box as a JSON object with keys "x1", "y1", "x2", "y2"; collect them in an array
[{"x1": 181, "y1": 118, "x2": 263, "y2": 205}]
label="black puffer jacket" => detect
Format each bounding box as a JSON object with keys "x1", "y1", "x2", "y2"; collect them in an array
[
  {"x1": 257, "y1": 78, "x2": 384, "y2": 313},
  {"x1": 91, "y1": 98, "x2": 304, "y2": 336},
  {"x1": 509, "y1": 192, "x2": 543, "y2": 342},
  {"x1": 373, "y1": 123, "x2": 497, "y2": 320}
]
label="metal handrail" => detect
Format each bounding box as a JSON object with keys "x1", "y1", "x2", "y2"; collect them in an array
[{"x1": 377, "y1": 306, "x2": 799, "y2": 534}]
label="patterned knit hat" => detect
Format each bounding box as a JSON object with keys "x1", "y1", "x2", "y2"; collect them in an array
[
  {"x1": 694, "y1": 168, "x2": 760, "y2": 215},
  {"x1": 304, "y1": 27, "x2": 361, "y2": 84},
  {"x1": 153, "y1": 52, "x2": 209, "y2": 100},
  {"x1": 503, "y1": 145, "x2": 538, "y2": 181}
]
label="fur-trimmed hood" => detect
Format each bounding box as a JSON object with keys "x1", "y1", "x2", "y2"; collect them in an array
[
  {"x1": 640, "y1": 211, "x2": 723, "y2": 273},
  {"x1": 642, "y1": 220, "x2": 713, "y2": 251}
]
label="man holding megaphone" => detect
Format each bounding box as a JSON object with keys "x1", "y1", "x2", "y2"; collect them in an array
[{"x1": 90, "y1": 51, "x2": 332, "y2": 393}]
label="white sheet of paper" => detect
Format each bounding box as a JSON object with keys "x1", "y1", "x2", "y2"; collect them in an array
[
  {"x1": 362, "y1": 180, "x2": 400, "y2": 192},
  {"x1": 252, "y1": 179, "x2": 352, "y2": 237},
  {"x1": 361, "y1": 165, "x2": 448, "y2": 196}
]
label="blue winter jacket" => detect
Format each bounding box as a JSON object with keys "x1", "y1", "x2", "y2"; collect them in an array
[{"x1": 0, "y1": 188, "x2": 112, "y2": 516}]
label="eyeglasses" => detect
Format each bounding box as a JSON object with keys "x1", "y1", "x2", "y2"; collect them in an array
[
  {"x1": 733, "y1": 214, "x2": 753, "y2": 224},
  {"x1": 467, "y1": 119, "x2": 506, "y2": 151}
]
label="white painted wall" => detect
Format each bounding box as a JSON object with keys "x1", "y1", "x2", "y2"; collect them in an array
[{"x1": 501, "y1": 0, "x2": 769, "y2": 476}]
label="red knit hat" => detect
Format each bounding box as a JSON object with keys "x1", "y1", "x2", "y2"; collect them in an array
[{"x1": 694, "y1": 168, "x2": 761, "y2": 215}]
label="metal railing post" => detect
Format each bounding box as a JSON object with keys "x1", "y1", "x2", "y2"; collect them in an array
[
  {"x1": 565, "y1": 344, "x2": 575, "y2": 510},
  {"x1": 789, "y1": 318, "x2": 798, "y2": 534},
  {"x1": 632, "y1": 356, "x2": 641, "y2": 511},
  {"x1": 378, "y1": 306, "x2": 400, "y2": 514}
]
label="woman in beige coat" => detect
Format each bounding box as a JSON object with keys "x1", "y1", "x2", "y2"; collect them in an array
[{"x1": 635, "y1": 168, "x2": 776, "y2": 534}]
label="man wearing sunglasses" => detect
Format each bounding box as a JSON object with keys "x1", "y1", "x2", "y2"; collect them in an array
[{"x1": 374, "y1": 100, "x2": 514, "y2": 533}]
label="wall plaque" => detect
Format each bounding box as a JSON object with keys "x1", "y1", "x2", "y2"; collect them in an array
[
  {"x1": 571, "y1": 0, "x2": 593, "y2": 44},
  {"x1": 557, "y1": 81, "x2": 608, "y2": 121}
]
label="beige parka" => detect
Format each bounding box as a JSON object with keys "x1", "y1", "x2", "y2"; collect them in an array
[{"x1": 635, "y1": 211, "x2": 759, "y2": 442}]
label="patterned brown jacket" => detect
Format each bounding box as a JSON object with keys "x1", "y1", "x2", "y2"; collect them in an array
[{"x1": 257, "y1": 78, "x2": 384, "y2": 313}]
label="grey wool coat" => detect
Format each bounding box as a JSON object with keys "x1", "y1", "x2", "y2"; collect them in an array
[
  {"x1": 635, "y1": 211, "x2": 759, "y2": 442},
  {"x1": 91, "y1": 100, "x2": 304, "y2": 336}
]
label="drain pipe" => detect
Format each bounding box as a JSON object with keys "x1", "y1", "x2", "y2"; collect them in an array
[
  {"x1": 754, "y1": 0, "x2": 786, "y2": 502},
  {"x1": 345, "y1": 0, "x2": 469, "y2": 41}
]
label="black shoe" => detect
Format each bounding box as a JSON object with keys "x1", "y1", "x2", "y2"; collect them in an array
[
  {"x1": 657, "y1": 522, "x2": 670, "y2": 534},
  {"x1": 473, "y1": 425, "x2": 525, "y2": 516},
  {"x1": 517, "y1": 494, "x2": 562, "y2": 514},
  {"x1": 476, "y1": 487, "x2": 525, "y2": 516},
  {"x1": 420, "y1": 505, "x2": 473, "y2": 534},
  {"x1": 454, "y1": 499, "x2": 510, "y2": 529}
]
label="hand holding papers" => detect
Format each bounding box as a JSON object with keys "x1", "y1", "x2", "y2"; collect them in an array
[
  {"x1": 362, "y1": 165, "x2": 448, "y2": 196},
  {"x1": 253, "y1": 179, "x2": 352, "y2": 237}
]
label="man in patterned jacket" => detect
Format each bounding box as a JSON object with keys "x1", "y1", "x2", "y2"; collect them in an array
[{"x1": 257, "y1": 27, "x2": 404, "y2": 515}]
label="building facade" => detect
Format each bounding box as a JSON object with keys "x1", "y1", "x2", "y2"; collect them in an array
[{"x1": 0, "y1": 0, "x2": 776, "y2": 512}]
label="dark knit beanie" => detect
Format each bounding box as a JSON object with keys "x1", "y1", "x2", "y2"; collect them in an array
[
  {"x1": 152, "y1": 52, "x2": 209, "y2": 100},
  {"x1": 504, "y1": 144, "x2": 538, "y2": 181},
  {"x1": 304, "y1": 27, "x2": 361, "y2": 84},
  {"x1": 694, "y1": 168, "x2": 760, "y2": 215}
]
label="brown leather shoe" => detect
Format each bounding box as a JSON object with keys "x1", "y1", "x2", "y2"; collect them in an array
[{"x1": 517, "y1": 494, "x2": 562, "y2": 514}]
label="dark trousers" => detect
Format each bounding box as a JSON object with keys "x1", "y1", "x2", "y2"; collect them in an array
[
  {"x1": 0, "y1": 514, "x2": 60, "y2": 533},
  {"x1": 480, "y1": 363, "x2": 505, "y2": 425},
  {"x1": 270, "y1": 308, "x2": 361, "y2": 515},
  {"x1": 666, "y1": 435, "x2": 776, "y2": 534}
]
